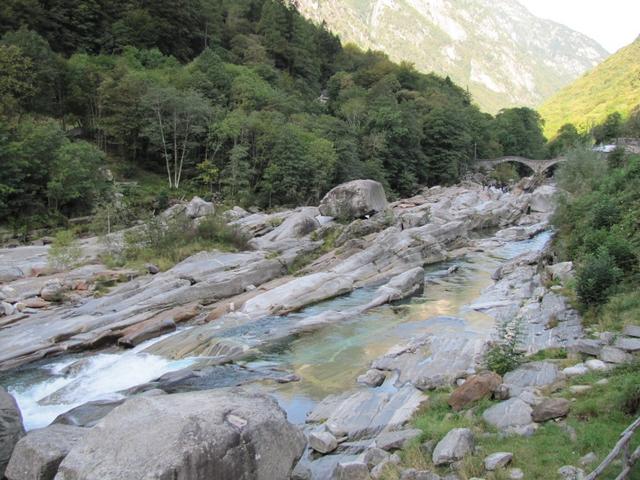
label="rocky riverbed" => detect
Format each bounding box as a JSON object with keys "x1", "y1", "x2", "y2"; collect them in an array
[{"x1": 0, "y1": 178, "x2": 606, "y2": 480}]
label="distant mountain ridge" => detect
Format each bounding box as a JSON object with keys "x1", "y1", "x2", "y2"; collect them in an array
[
  {"x1": 540, "y1": 36, "x2": 640, "y2": 138},
  {"x1": 295, "y1": 0, "x2": 608, "y2": 113}
]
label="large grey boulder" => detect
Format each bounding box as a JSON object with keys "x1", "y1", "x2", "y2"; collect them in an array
[
  {"x1": 319, "y1": 180, "x2": 388, "y2": 220},
  {"x1": 185, "y1": 196, "x2": 214, "y2": 219},
  {"x1": 528, "y1": 185, "x2": 555, "y2": 213},
  {"x1": 482, "y1": 398, "x2": 533, "y2": 431},
  {"x1": 1, "y1": 387, "x2": 25, "y2": 478},
  {"x1": 432, "y1": 428, "x2": 474, "y2": 466},
  {"x1": 54, "y1": 389, "x2": 305, "y2": 480},
  {"x1": 5, "y1": 424, "x2": 86, "y2": 480}
]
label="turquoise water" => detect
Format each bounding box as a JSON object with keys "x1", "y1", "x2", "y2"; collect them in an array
[{"x1": 1, "y1": 231, "x2": 552, "y2": 428}]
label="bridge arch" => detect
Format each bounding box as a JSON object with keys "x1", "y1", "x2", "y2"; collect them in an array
[{"x1": 477, "y1": 156, "x2": 566, "y2": 175}]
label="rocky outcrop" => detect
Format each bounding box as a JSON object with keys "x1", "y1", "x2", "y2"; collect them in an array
[
  {"x1": 372, "y1": 330, "x2": 488, "y2": 391},
  {"x1": 0, "y1": 387, "x2": 25, "y2": 478},
  {"x1": 319, "y1": 180, "x2": 388, "y2": 220},
  {"x1": 307, "y1": 384, "x2": 426, "y2": 441},
  {"x1": 54, "y1": 390, "x2": 305, "y2": 480}
]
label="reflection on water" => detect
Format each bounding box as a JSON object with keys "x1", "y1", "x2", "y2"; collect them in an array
[
  {"x1": 1, "y1": 230, "x2": 552, "y2": 429},
  {"x1": 264, "y1": 230, "x2": 552, "y2": 421}
]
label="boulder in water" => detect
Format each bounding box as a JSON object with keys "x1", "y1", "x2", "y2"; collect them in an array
[
  {"x1": 0, "y1": 386, "x2": 25, "y2": 478},
  {"x1": 319, "y1": 180, "x2": 388, "y2": 220},
  {"x1": 55, "y1": 389, "x2": 305, "y2": 480}
]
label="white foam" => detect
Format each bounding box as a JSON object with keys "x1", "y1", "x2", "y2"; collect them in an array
[{"x1": 8, "y1": 334, "x2": 195, "y2": 430}]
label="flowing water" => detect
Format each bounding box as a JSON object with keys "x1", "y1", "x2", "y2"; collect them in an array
[{"x1": 0, "y1": 231, "x2": 552, "y2": 430}]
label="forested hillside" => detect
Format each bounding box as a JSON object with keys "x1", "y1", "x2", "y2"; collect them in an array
[
  {"x1": 540, "y1": 36, "x2": 640, "y2": 138},
  {"x1": 0, "y1": 0, "x2": 548, "y2": 232}
]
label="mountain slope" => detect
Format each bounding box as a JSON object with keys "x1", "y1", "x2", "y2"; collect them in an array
[
  {"x1": 540, "y1": 36, "x2": 640, "y2": 138},
  {"x1": 295, "y1": 0, "x2": 607, "y2": 113}
]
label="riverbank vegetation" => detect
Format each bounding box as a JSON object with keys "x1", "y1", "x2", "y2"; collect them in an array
[
  {"x1": 380, "y1": 362, "x2": 640, "y2": 480},
  {"x1": 553, "y1": 148, "x2": 640, "y2": 332},
  {"x1": 0, "y1": 0, "x2": 554, "y2": 234}
]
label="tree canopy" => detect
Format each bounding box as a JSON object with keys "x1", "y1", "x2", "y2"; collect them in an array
[{"x1": 0, "y1": 0, "x2": 553, "y2": 230}]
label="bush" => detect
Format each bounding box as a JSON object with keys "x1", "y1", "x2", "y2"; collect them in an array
[
  {"x1": 575, "y1": 253, "x2": 623, "y2": 306},
  {"x1": 48, "y1": 229, "x2": 82, "y2": 270},
  {"x1": 486, "y1": 318, "x2": 524, "y2": 375},
  {"x1": 119, "y1": 211, "x2": 249, "y2": 270},
  {"x1": 196, "y1": 214, "x2": 249, "y2": 251},
  {"x1": 607, "y1": 146, "x2": 627, "y2": 169},
  {"x1": 601, "y1": 235, "x2": 637, "y2": 273},
  {"x1": 590, "y1": 199, "x2": 620, "y2": 229}
]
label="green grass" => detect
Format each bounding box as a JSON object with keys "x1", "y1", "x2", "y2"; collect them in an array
[
  {"x1": 393, "y1": 363, "x2": 640, "y2": 480},
  {"x1": 527, "y1": 348, "x2": 568, "y2": 362}
]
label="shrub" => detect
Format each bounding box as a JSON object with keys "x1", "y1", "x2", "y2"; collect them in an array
[
  {"x1": 601, "y1": 235, "x2": 637, "y2": 273},
  {"x1": 120, "y1": 211, "x2": 249, "y2": 269},
  {"x1": 575, "y1": 253, "x2": 623, "y2": 306},
  {"x1": 590, "y1": 199, "x2": 620, "y2": 229},
  {"x1": 48, "y1": 229, "x2": 82, "y2": 270},
  {"x1": 196, "y1": 214, "x2": 249, "y2": 251},
  {"x1": 486, "y1": 318, "x2": 524, "y2": 375},
  {"x1": 607, "y1": 146, "x2": 627, "y2": 169}
]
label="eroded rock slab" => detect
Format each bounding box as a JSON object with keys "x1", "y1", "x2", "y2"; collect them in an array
[{"x1": 307, "y1": 385, "x2": 426, "y2": 441}]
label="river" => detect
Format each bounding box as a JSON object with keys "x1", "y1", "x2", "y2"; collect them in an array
[{"x1": 0, "y1": 230, "x2": 552, "y2": 431}]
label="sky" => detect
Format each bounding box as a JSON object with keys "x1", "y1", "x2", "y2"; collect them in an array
[{"x1": 518, "y1": 0, "x2": 640, "y2": 53}]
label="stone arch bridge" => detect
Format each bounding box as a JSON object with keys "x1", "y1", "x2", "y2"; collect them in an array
[{"x1": 477, "y1": 156, "x2": 566, "y2": 175}]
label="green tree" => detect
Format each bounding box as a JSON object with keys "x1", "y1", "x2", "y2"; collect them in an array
[
  {"x1": 47, "y1": 140, "x2": 110, "y2": 214},
  {"x1": 548, "y1": 123, "x2": 585, "y2": 157},
  {"x1": 258, "y1": 0, "x2": 291, "y2": 68},
  {"x1": 592, "y1": 112, "x2": 623, "y2": 144},
  {"x1": 0, "y1": 118, "x2": 65, "y2": 226},
  {"x1": 143, "y1": 85, "x2": 213, "y2": 189},
  {"x1": 0, "y1": 44, "x2": 33, "y2": 116},
  {"x1": 493, "y1": 107, "x2": 547, "y2": 159},
  {"x1": 1, "y1": 29, "x2": 64, "y2": 117}
]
